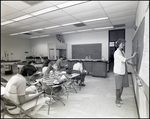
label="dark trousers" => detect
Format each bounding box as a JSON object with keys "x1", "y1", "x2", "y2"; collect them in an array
[{"x1": 72, "y1": 70, "x2": 86, "y2": 84}]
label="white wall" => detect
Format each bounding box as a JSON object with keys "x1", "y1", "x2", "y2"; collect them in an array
[
  {"x1": 30, "y1": 36, "x2": 60, "y2": 57},
  {"x1": 1, "y1": 36, "x2": 32, "y2": 61},
  {"x1": 63, "y1": 30, "x2": 108, "y2": 60}
]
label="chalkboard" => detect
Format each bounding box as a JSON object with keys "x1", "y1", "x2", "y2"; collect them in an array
[
  {"x1": 72, "y1": 44, "x2": 102, "y2": 59},
  {"x1": 132, "y1": 17, "x2": 145, "y2": 74}
]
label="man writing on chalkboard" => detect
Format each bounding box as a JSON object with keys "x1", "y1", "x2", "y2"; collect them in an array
[{"x1": 113, "y1": 38, "x2": 137, "y2": 107}]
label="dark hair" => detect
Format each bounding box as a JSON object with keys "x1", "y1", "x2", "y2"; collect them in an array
[
  {"x1": 115, "y1": 38, "x2": 126, "y2": 48},
  {"x1": 59, "y1": 56, "x2": 63, "y2": 59},
  {"x1": 20, "y1": 65, "x2": 37, "y2": 76},
  {"x1": 42, "y1": 59, "x2": 51, "y2": 67}
]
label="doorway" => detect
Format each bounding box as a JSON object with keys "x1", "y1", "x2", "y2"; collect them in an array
[{"x1": 109, "y1": 29, "x2": 125, "y2": 72}]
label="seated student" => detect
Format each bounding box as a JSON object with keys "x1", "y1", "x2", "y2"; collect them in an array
[
  {"x1": 42, "y1": 63, "x2": 66, "y2": 95},
  {"x1": 72, "y1": 60, "x2": 87, "y2": 86},
  {"x1": 3, "y1": 65, "x2": 45, "y2": 115},
  {"x1": 55, "y1": 56, "x2": 67, "y2": 71},
  {"x1": 42, "y1": 59, "x2": 52, "y2": 74}
]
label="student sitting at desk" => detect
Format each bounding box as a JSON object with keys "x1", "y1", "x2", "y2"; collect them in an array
[
  {"x1": 42, "y1": 62, "x2": 66, "y2": 95},
  {"x1": 3, "y1": 64, "x2": 45, "y2": 114},
  {"x1": 72, "y1": 60, "x2": 87, "y2": 86},
  {"x1": 55, "y1": 56, "x2": 67, "y2": 71}
]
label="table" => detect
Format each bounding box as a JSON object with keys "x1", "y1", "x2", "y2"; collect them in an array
[{"x1": 1, "y1": 60, "x2": 21, "y2": 75}]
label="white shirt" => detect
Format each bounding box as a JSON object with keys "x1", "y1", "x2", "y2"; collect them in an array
[
  {"x1": 113, "y1": 48, "x2": 126, "y2": 75},
  {"x1": 42, "y1": 67, "x2": 48, "y2": 74},
  {"x1": 73, "y1": 62, "x2": 83, "y2": 72}
]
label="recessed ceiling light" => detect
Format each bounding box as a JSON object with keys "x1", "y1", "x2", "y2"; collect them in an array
[
  {"x1": 31, "y1": 6, "x2": 59, "y2": 16},
  {"x1": 94, "y1": 26, "x2": 114, "y2": 30},
  {"x1": 31, "y1": 36, "x2": 39, "y2": 38},
  {"x1": 12, "y1": 14, "x2": 33, "y2": 21},
  {"x1": 77, "y1": 29, "x2": 93, "y2": 32},
  {"x1": 40, "y1": 35, "x2": 50, "y2": 37},
  {"x1": 31, "y1": 29, "x2": 43, "y2": 32},
  {"x1": 56, "y1": 1, "x2": 87, "y2": 9},
  {"x1": 82, "y1": 17, "x2": 108, "y2": 23},
  {"x1": 61, "y1": 22, "x2": 82, "y2": 26},
  {"x1": 62, "y1": 31, "x2": 76, "y2": 34},
  {"x1": 44, "y1": 25, "x2": 60, "y2": 30},
  {"x1": 1, "y1": 20, "x2": 14, "y2": 26}
]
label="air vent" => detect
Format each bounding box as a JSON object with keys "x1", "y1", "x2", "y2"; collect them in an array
[
  {"x1": 24, "y1": 33, "x2": 32, "y2": 35},
  {"x1": 74, "y1": 23, "x2": 86, "y2": 27},
  {"x1": 113, "y1": 24, "x2": 125, "y2": 28},
  {"x1": 22, "y1": 1, "x2": 43, "y2": 6}
]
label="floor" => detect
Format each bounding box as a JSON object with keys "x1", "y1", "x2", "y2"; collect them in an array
[{"x1": 1, "y1": 65, "x2": 139, "y2": 118}]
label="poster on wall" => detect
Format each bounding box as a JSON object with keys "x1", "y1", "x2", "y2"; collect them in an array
[{"x1": 139, "y1": 8, "x2": 149, "y2": 87}]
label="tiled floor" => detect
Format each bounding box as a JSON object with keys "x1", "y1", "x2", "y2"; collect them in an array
[{"x1": 1, "y1": 65, "x2": 139, "y2": 118}]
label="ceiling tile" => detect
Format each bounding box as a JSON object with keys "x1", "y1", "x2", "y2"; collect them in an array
[
  {"x1": 18, "y1": 17, "x2": 44, "y2": 25},
  {"x1": 4, "y1": 22, "x2": 26, "y2": 28},
  {"x1": 73, "y1": 9, "x2": 107, "y2": 21},
  {"x1": 99, "y1": 1, "x2": 129, "y2": 8},
  {"x1": 48, "y1": 1, "x2": 68, "y2": 5},
  {"x1": 49, "y1": 16, "x2": 79, "y2": 25},
  {"x1": 22, "y1": 1, "x2": 53, "y2": 13},
  {"x1": 108, "y1": 9, "x2": 136, "y2": 18},
  {"x1": 110, "y1": 15, "x2": 135, "y2": 23},
  {"x1": 1, "y1": 4, "x2": 18, "y2": 17},
  {"x1": 62, "y1": 1, "x2": 102, "y2": 15},
  {"x1": 31, "y1": 21, "x2": 54, "y2": 28},
  {"x1": 1, "y1": 1, "x2": 31, "y2": 10},
  {"x1": 112, "y1": 19, "x2": 135, "y2": 25},
  {"x1": 2, "y1": 11, "x2": 28, "y2": 20},
  {"x1": 104, "y1": 2, "x2": 138, "y2": 14},
  {"x1": 37, "y1": 10, "x2": 69, "y2": 20}
]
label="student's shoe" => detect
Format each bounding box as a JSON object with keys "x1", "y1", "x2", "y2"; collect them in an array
[
  {"x1": 116, "y1": 100, "x2": 121, "y2": 107},
  {"x1": 119, "y1": 98, "x2": 123, "y2": 104},
  {"x1": 79, "y1": 84, "x2": 86, "y2": 86}
]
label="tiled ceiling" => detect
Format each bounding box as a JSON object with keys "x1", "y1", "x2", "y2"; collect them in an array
[{"x1": 1, "y1": 1, "x2": 139, "y2": 39}]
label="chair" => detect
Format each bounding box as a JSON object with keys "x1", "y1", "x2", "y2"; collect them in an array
[
  {"x1": 40, "y1": 81, "x2": 66, "y2": 115},
  {"x1": 1, "y1": 95, "x2": 36, "y2": 118}
]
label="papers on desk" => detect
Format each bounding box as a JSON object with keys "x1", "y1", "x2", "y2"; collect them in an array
[{"x1": 71, "y1": 73, "x2": 80, "y2": 78}]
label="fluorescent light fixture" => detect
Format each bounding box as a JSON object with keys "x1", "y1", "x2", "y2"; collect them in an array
[
  {"x1": 44, "y1": 25, "x2": 60, "y2": 30},
  {"x1": 61, "y1": 22, "x2": 81, "y2": 26},
  {"x1": 31, "y1": 6, "x2": 59, "y2": 16},
  {"x1": 40, "y1": 35, "x2": 50, "y2": 37},
  {"x1": 1, "y1": 20, "x2": 14, "y2": 26},
  {"x1": 10, "y1": 32, "x2": 21, "y2": 36},
  {"x1": 82, "y1": 17, "x2": 108, "y2": 23},
  {"x1": 30, "y1": 36, "x2": 39, "y2": 39},
  {"x1": 31, "y1": 29, "x2": 43, "y2": 32},
  {"x1": 94, "y1": 26, "x2": 114, "y2": 30},
  {"x1": 56, "y1": 1, "x2": 87, "y2": 8},
  {"x1": 62, "y1": 31, "x2": 76, "y2": 34},
  {"x1": 20, "y1": 31, "x2": 31, "y2": 34},
  {"x1": 77, "y1": 29, "x2": 93, "y2": 32},
  {"x1": 13, "y1": 14, "x2": 33, "y2": 21}
]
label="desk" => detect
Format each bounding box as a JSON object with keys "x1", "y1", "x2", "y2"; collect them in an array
[{"x1": 68, "y1": 59, "x2": 108, "y2": 78}]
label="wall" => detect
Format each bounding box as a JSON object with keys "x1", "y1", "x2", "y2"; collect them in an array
[
  {"x1": 132, "y1": 1, "x2": 149, "y2": 118},
  {"x1": 1, "y1": 36, "x2": 32, "y2": 61},
  {"x1": 30, "y1": 36, "x2": 60, "y2": 57},
  {"x1": 63, "y1": 30, "x2": 109, "y2": 60}
]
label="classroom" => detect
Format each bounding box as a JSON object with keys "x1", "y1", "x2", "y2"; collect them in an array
[{"x1": 1, "y1": 1, "x2": 149, "y2": 118}]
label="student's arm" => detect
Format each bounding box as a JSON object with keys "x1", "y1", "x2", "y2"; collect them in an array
[{"x1": 18, "y1": 92, "x2": 43, "y2": 104}]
